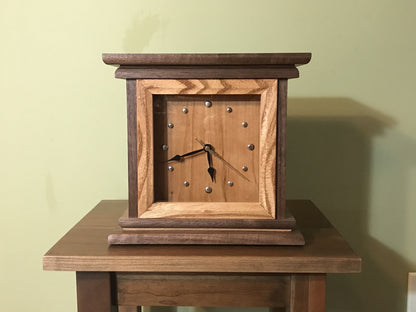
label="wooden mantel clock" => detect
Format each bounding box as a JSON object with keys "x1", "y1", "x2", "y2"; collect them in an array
[{"x1": 103, "y1": 53, "x2": 311, "y2": 245}]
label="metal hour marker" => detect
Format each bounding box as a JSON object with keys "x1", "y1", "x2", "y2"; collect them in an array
[
  {"x1": 205, "y1": 186, "x2": 212, "y2": 193},
  {"x1": 205, "y1": 101, "x2": 212, "y2": 108},
  {"x1": 182, "y1": 108, "x2": 188, "y2": 114},
  {"x1": 168, "y1": 123, "x2": 174, "y2": 128},
  {"x1": 162, "y1": 144, "x2": 168, "y2": 151},
  {"x1": 227, "y1": 181, "x2": 234, "y2": 187},
  {"x1": 242, "y1": 166, "x2": 248, "y2": 172},
  {"x1": 247, "y1": 144, "x2": 255, "y2": 151},
  {"x1": 168, "y1": 166, "x2": 174, "y2": 172},
  {"x1": 242, "y1": 121, "x2": 248, "y2": 128},
  {"x1": 184, "y1": 181, "x2": 190, "y2": 187},
  {"x1": 226, "y1": 107, "x2": 232, "y2": 113}
]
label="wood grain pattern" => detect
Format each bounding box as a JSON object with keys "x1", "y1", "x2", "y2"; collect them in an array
[
  {"x1": 136, "y1": 81, "x2": 154, "y2": 216},
  {"x1": 117, "y1": 273, "x2": 290, "y2": 307},
  {"x1": 119, "y1": 214, "x2": 296, "y2": 229},
  {"x1": 114, "y1": 66, "x2": 300, "y2": 79},
  {"x1": 307, "y1": 275, "x2": 326, "y2": 312},
  {"x1": 108, "y1": 228, "x2": 304, "y2": 245},
  {"x1": 43, "y1": 200, "x2": 362, "y2": 273},
  {"x1": 126, "y1": 80, "x2": 138, "y2": 217},
  {"x1": 102, "y1": 53, "x2": 312, "y2": 66},
  {"x1": 137, "y1": 79, "x2": 277, "y2": 219},
  {"x1": 139, "y1": 202, "x2": 271, "y2": 219},
  {"x1": 290, "y1": 275, "x2": 309, "y2": 312},
  {"x1": 276, "y1": 79, "x2": 288, "y2": 219},
  {"x1": 259, "y1": 80, "x2": 277, "y2": 216},
  {"x1": 290, "y1": 274, "x2": 326, "y2": 312},
  {"x1": 76, "y1": 272, "x2": 113, "y2": 312},
  {"x1": 140, "y1": 79, "x2": 275, "y2": 95},
  {"x1": 154, "y1": 94, "x2": 260, "y2": 203}
]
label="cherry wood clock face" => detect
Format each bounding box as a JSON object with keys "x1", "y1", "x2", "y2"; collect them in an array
[
  {"x1": 135, "y1": 79, "x2": 277, "y2": 220},
  {"x1": 153, "y1": 94, "x2": 260, "y2": 203}
]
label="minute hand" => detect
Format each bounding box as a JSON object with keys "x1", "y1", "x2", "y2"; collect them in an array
[{"x1": 208, "y1": 149, "x2": 250, "y2": 182}]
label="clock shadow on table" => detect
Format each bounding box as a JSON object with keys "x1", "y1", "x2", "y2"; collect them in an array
[{"x1": 286, "y1": 97, "x2": 416, "y2": 312}]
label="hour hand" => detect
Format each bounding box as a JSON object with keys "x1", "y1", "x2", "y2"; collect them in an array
[
  {"x1": 167, "y1": 148, "x2": 205, "y2": 162},
  {"x1": 207, "y1": 150, "x2": 216, "y2": 182}
]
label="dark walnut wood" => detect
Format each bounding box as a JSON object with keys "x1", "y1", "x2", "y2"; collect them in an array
[
  {"x1": 102, "y1": 53, "x2": 311, "y2": 66},
  {"x1": 119, "y1": 215, "x2": 296, "y2": 229},
  {"x1": 76, "y1": 272, "x2": 114, "y2": 312},
  {"x1": 277, "y1": 79, "x2": 288, "y2": 219},
  {"x1": 117, "y1": 273, "x2": 291, "y2": 307},
  {"x1": 114, "y1": 66, "x2": 301, "y2": 79},
  {"x1": 126, "y1": 80, "x2": 137, "y2": 217},
  {"x1": 44, "y1": 200, "x2": 360, "y2": 312},
  {"x1": 43, "y1": 200, "x2": 361, "y2": 273},
  {"x1": 126, "y1": 80, "x2": 138, "y2": 218},
  {"x1": 108, "y1": 228, "x2": 305, "y2": 245},
  {"x1": 103, "y1": 53, "x2": 311, "y2": 79}
]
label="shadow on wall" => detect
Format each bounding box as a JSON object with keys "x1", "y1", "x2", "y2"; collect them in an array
[
  {"x1": 287, "y1": 97, "x2": 416, "y2": 312},
  {"x1": 145, "y1": 98, "x2": 416, "y2": 312}
]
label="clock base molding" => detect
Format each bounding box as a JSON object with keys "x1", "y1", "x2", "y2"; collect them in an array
[
  {"x1": 109, "y1": 207, "x2": 304, "y2": 246},
  {"x1": 108, "y1": 227, "x2": 305, "y2": 246},
  {"x1": 118, "y1": 213, "x2": 297, "y2": 229}
]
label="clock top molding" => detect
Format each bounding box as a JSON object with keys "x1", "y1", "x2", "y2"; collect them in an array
[
  {"x1": 102, "y1": 53, "x2": 311, "y2": 66},
  {"x1": 102, "y1": 53, "x2": 311, "y2": 79}
]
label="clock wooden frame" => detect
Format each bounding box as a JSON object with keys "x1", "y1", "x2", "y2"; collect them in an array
[
  {"x1": 103, "y1": 53, "x2": 311, "y2": 245},
  {"x1": 136, "y1": 79, "x2": 276, "y2": 219}
]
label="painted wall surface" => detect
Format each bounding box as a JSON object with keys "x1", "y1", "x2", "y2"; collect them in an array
[{"x1": 1, "y1": 0, "x2": 415, "y2": 311}]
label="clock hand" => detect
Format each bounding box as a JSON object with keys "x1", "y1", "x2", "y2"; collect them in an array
[
  {"x1": 209, "y1": 148, "x2": 250, "y2": 182},
  {"x1": 206, "y1": 148, "x2": 216, "y2": 182},
  {"x1": 195, "y1": 137, "x2": 206, "y2": 149},
  {"x1": 195, "y1": 138, "x2": 250, "y2": 182},
  {"x1": 166, "y1": 148, "x2": 205, "y2": 162}
]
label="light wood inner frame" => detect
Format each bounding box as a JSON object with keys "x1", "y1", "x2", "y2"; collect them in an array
[{"x1": 136, "y1": 79, "x2": 277, "y2": 219}]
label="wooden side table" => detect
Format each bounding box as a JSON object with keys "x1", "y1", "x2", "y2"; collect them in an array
[{"x1": 43, "y1": 200, "x2": 361, "y2": 312}]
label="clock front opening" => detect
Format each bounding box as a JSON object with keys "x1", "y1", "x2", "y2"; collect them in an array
[{"x1": 153, "y1": 94, "x2": 260, "y2": 206}]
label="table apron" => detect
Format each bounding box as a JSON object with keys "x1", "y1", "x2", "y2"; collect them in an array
[{"x1": 115, "y1": 272, "x2": 326, "y2": 310}]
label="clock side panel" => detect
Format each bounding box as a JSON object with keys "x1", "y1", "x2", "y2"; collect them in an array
[{"x1": 153, "y1": 94, "x2": 260, "y2": 202}]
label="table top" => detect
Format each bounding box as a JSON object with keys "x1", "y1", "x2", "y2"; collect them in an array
[{"x1": 43, "y1": 200, "x2": 361, "y2": 274}]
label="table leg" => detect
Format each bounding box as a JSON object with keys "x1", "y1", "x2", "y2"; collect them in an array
[
  {"x1": 76, "y1": 272, "x2": 114, "y2": 312},
  {"x1": 289, "y1": 274, "x2": 326, "y2": 312}
]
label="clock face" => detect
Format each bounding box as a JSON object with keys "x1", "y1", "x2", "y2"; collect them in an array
[{"x1": 153, "y1": 94, "x2": 260, "y2": 202}]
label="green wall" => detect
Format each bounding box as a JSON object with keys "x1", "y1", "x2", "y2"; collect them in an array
[{"x1": 1, "y1": 0, "x2": 415, "y2": 311}]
